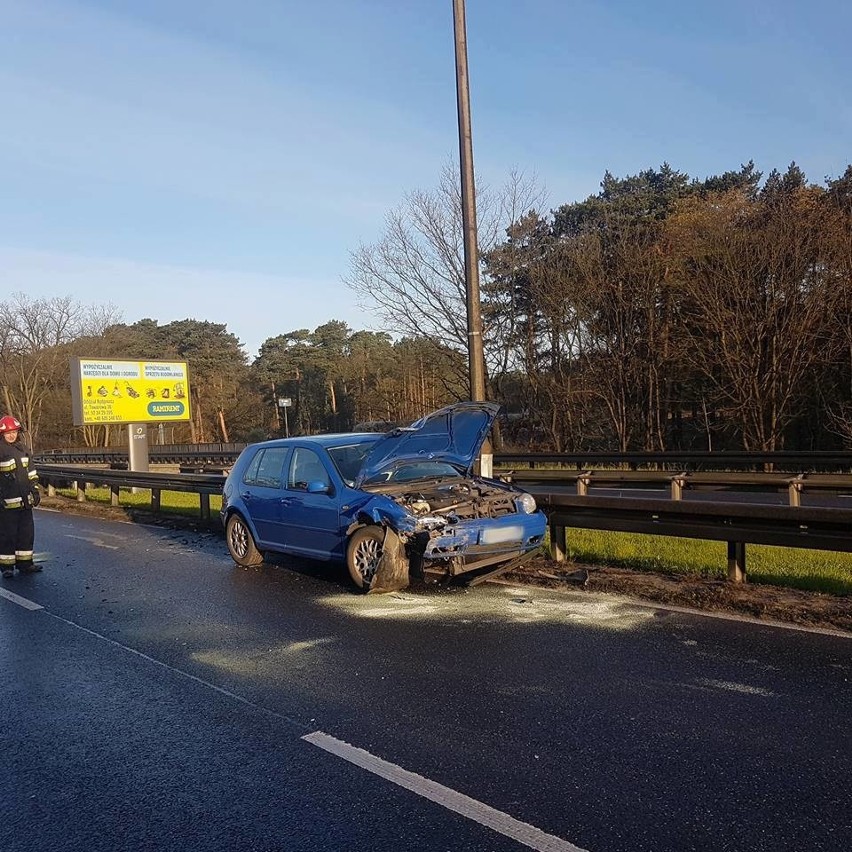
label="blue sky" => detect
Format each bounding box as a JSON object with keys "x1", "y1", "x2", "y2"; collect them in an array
[{"x1": 2, "y1": 0, "x2": 850, "y2": 359}]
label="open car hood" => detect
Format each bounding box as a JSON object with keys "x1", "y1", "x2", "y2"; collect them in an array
[{"x1": 355, "y1": 401, "x2": 500, "y2": 487}]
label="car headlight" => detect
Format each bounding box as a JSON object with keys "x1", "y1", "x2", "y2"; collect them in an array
[
  {"x1": 516, "y1": 493, "x2": 537, "y2": 514},
  {"x1": 414, "y1": 514, "x2": 446, "y2": 532}
]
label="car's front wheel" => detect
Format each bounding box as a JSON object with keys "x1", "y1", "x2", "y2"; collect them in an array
[
  {"x1": 346, "y1": 526, "x2": 384, "y2": 590},
  {"x1": 226, "y1": 514, "x2": 264, "y2": 567}
]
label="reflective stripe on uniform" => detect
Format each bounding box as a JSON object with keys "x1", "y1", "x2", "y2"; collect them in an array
[
  {"x1": 0, "y1": 459, "x2": 14, "y2": 472},
  {"x1": 15, "y1": 550, "x2": 34, "y2": 559},
  {"x1": 0, "y1": 555, "x2": 15, "y2": 566},
  {"x1": 4, "y1": 497, "x2": 23, "y2": 508},
  {"x1": 29, "y1": 470, "x2": 38, "y2": 480}
]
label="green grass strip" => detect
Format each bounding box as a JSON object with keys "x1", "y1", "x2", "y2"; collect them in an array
[
  {"x1": 560, "y1": 528, "x2": 852, "y2": 596},
  {"x1": 55, "y1": 486, "x2": 222, "y2": 519}
]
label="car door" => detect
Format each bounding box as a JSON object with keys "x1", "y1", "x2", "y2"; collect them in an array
[
  {"x1": 238, "y1": 446, "x2": 290, "y2": 544},
  {"x1": 279, "y1": 446, "x2": 342, "y2": 559}
]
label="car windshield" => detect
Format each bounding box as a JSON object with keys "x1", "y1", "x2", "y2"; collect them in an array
[
  {"x1": 327, "y1": 439, "x2": 380, "y2": 486},
  {"x1": 364, "y1": 460, "x2": 462, "y2": 485}
]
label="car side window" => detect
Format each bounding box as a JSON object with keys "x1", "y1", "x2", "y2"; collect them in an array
[
  {"x1": 243, "y1": 448, "x2": 289, "y2": 488},
  {"x1": 288, "y1": 448, "x2": 330, "y2": 491}
]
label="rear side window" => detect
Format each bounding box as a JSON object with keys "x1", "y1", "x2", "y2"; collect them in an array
[{"x1": 242, "y1": 447, "x2": 289, "y2": 488}]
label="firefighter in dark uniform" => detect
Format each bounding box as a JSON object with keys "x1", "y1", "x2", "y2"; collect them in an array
[{"x1": 0, "y1": 415, "x2": 41, "y2": 578}]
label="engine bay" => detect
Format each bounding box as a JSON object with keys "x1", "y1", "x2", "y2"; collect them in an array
[{"x1": 382, "y1": 478, "x2": 519, "y2": 521}]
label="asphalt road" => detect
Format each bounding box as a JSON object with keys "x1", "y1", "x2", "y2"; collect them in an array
[{"x1": 2, "y1": 508, "x2": 851, "y2": 852}]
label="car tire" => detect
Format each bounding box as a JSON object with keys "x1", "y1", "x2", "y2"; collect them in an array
[
  {"x1": 226, "y1": 513, "x2": 264, "y2": 567},
  {"x1": 346, "y1": 526, "x2": 384, "y2": 591}
]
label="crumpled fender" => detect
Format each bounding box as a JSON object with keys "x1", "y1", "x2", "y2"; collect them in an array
[
  {"x1": 345, "y1": 494, "x2": 419, "y2": 536},
  {"x1": 343, "y1": 497, "x2": 414, "y2": 593},
  {"x1": 368, "y1": 527, "x2": 410, "y2": 594}
]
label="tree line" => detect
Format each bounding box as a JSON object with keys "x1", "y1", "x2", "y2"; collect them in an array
[
  {"x1": 352, "y1": 160, "x2": 852, "y2": 452},
  {"x1": 2, "y1": 159, "x2": 851, "y2": 453},
  {"x1": 0, "y1": 307, "x2": 465, "y2": 450}
]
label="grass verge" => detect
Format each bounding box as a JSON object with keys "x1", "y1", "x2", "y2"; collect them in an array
[
  {"x1": 54, "y1": 486, "x2": 222, "y2": 519},
  {"x1": 561, "y1": 528, "x2": 852, "y2": 596}
]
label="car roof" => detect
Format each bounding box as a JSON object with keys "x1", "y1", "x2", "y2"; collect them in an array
[{"x1": 247, "y1": 432, "x2": 380, "y2": 450}]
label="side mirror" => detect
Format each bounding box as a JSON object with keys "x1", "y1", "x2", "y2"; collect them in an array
[{"x1": 306, "y1": 480, "x2": 330, "y2": 494}]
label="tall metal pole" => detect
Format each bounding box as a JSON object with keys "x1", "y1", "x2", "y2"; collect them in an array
[
  {"x1": 453, "y1": 0, "x2": 491, "y2": 474},
  {"x1": 452, "y1": 0, "x2": 487, "y2": 404},
  {"x1": 271, "y1": 383, "x2": 281, "y2": 431}
]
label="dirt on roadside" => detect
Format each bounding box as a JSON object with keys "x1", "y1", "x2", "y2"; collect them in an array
[
  {"x1": 38, "y1": 493, "x2": 852, "y2": 634},
  {"x1": 504, "y1": 556, "x2": 852, "y2": 634}
]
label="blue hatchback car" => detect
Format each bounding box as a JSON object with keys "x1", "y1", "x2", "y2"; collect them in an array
[{"x1": 221, "y1": 402, "x2": 546, "y2": 592}]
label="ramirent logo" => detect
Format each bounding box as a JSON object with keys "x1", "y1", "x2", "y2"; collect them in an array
[{"x1": 147, "y1": 402, "x2": 185, "y2": 416}]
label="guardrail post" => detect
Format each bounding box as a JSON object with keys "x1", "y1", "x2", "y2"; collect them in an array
[
  {"x1": 727, "y1": 541, "x2": 746, "y2": 583},
  {"x1": 200, "y1": 493, "x2": 211, "y2": 520},
  {"x1": 47, "y1": 482, "x2": 56, "y2": 497},
  {"x1": 110, "y1": 485, "x2": 120, "y2": 507},
  {"x1": 151, "y1": 489, "x2": 161, "y2": 513},
  {"x1": 76, "y1": 481, "x2": 86, "y2": 502},
  {"x1": 670, "y1": 474, "x2": 686, "y2": 501},
  {"x1": 576, "y1": 472, "x2": 591, "y2": 496},
  {"x1": 550, "y1": 520, "x2": 567, "y2": 562},
  {"x1": 787, "y1": 475, "x2": 804, "y2": 507}
]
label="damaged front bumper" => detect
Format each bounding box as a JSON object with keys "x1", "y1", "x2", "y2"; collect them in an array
[{"x1": 366, "y1": 515, "x2": 546, "y2": 594}]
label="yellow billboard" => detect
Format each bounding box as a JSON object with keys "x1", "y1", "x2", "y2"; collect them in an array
[{"x1": 70, "y1": 358, "x2": 192, "y2": 425}]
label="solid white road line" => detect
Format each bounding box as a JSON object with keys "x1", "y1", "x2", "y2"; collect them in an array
[
  {"x1": 303, "y1": 731, "x2": 588, "y2": 852},
  {"x1": 0, "y1": 587, "x2": 44, "y2": 610}
]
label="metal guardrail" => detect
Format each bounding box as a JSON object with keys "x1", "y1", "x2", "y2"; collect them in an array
[
  {"x1": 36, "y1": 445, "x2": 852, "y2": 472},
  {"x1": 504, "y1": 469, "x2": 852, "y2": 506},
  {"x1": 510, "y1": 468, "x2": 852, "y2": 580},
  {"x1": 495, "y1": 450, "x2": 852, "y2": 471},
  {"x1": 37, "y1": 443, "x2": 246, "y2": 466},
  {"x1": 37, "y1": 464, "x2": 225, "y2": 521},
  {"x1": 524, "y1": 488, "x2": 852, "y2": 583},
  {"x1": 36, "y1": 462, "x2": 852, "y2": 583}
]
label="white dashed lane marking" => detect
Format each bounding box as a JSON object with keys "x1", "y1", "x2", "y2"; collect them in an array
[
  {"x1": 0, "y1": 587, "x2": 44, "y2": 610},
  {"x1": 303, "y1": 731, "x2": 588, "y2": 852},
  {"x1": 697, "y1": 678, "x2": 776, "y2": 697},
  {"x1": 65, "y1": 534, "x2": 120, "y2": 549}
]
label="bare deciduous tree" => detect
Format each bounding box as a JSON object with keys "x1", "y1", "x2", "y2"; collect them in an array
[
  {"x1": 0, "y1": 293, "x2": 121, "y2": 449},
  {"x1": 346, "y1": 162, "x2": 546, "y2": 397},
  {"x1": 667, "y1": 185, "x2": 842, "y2": 451}
]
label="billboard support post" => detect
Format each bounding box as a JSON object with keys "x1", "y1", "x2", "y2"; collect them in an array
[{"x1": 128, "y1": 423, "x2": 149, "y2": 472}]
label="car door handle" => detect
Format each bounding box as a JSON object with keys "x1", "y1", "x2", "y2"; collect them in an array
[{"x1": 240, "y1": 492, "x2": 252, "y2": 500}]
